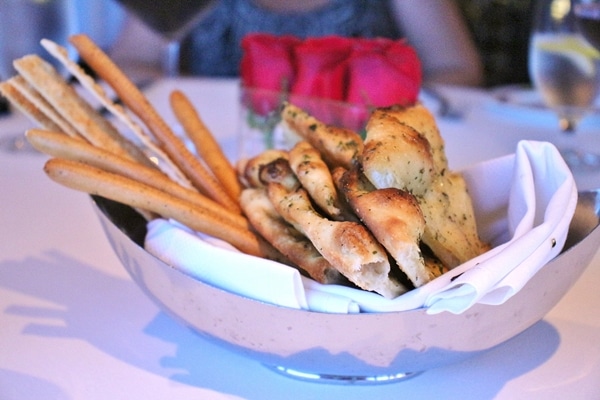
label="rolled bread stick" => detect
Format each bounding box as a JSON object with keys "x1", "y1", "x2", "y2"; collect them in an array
[
  {"x1": 26, "y1": 129, "x2": 249, "y2": 231},
  {"x1": 44, "y1": 158, "x2": 265, "y2": 257},
  {"x1": 41, "y1": 38, "x2": 190, "y2": 187},
  {"x1": 69, "y1": 34, "x2": 241, "y2": 214},
  {"x1": 170, "y1": 90, "x2": 242, "y2": 200},
  {"x1": 0, "y1": 76, "x2": 80, "y2": 137},
  {"x1": 13, "y1": 54, "x2": 146, "y2": 164}
]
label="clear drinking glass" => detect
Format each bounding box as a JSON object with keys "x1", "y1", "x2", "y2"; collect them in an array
[
  {"x1": 238, "y1": 87, "x2": 370, "y2": 159},
  {"x1": 114, "y1": 0, "x2": 216, "y2": 77},
  {"x1": 528, "y1": 0, "x2": 600, "y2": 169}
]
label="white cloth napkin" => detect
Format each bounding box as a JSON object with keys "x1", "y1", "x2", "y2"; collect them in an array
[
  {"x1": 144, "y1": 140, "x2": 577, "y2": 314},
  {"x1": 144, "y1": 221, "x2": 361, "y2": 313}
]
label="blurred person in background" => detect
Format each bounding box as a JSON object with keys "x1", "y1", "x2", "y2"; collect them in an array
[{"x1": 110, "y1": 0, "x2": 485, "y2": 86}]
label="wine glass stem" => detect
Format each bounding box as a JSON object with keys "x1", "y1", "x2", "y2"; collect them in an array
[{"x1": 162, "y1": 40, "x2": 181, "y2": 77}]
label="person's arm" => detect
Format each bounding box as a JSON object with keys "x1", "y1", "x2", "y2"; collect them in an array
[{"x1": 389, "y1": 0, "x2": 484, "y2": 86}]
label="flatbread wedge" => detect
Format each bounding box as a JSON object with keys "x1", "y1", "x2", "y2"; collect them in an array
[
  {"x1": 281, "y1": 102, "x2": 363, "y2": 170},
  {"x1": 240, "y1": 187, "x2": 348, "y2": 285},
  {"x1": 361, "y1": 109, "x2": 435, "y2": 196},
  {"x1": 336, "y1": 166, "x2": 443, "y2": 287}
]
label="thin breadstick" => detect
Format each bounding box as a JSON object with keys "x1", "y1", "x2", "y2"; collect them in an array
[
  {"x1": 0, "y1": 79, "x2": 60, "y2": 133},
  {"x1": 13, "y1": 54, "x2": 147, "y2": 165},
  {"x1": 40, "y1": 38, "x2": 192, "y2": 189},
  {"x1": 1, "y1": 76, "x2": 80, "y2": 137},
  {"x1": 170, "y1": 90, "x2": 242, "y2": 200},
  {"x1": 44, "y1": 158, "x2": 264, "y2": 257},
  {"x1": 26, "y1": 129, "x2": 249, "y2": 231},
  {"x1": 69, "y1": 34, "x2": 240, "y2": 214}
]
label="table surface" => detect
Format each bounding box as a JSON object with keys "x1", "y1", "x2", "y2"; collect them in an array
[{"x1": 2, "y1": 78, "x2": 600, "y2": 400}]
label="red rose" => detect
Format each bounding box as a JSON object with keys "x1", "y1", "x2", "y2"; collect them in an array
[
  {"x1": 345, "y1": 38, "x2": 421, "y2": 107},
  {"x1": 290, "y1": 36, "x2": 352, "y2": 101},
  {"x1": 239, "y1": 34, "x2": 422, "y2": 128},
  {"x1": 240, "y1": 33, "x2": 300, "y2": 114}
]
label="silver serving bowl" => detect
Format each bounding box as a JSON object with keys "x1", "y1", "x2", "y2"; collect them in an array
[{"x1": 92, "y1": 189, "x2": 600, "y2": 384}]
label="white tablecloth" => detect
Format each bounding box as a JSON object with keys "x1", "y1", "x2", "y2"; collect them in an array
[{"x1": 1, "y1": 78, "x2": 600, "y2": 400}]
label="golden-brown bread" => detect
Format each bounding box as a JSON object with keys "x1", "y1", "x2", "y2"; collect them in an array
[
  {"x1": 259, "y1": 158, "x2": 407, "y2": 298},
  {"x1": 280, "y1": 102, "x2": 363, "y2": 170},
  {"x1": 361, "y1": 104, "x2": 489, "y2": 269},
  {"x1": 170, "y1": 90, "x2": 242, "y2": 200},
  {"x1": 288, "y1": 141, "x2": 345, "y2": 220},
  {"x1": 361, "y1": 109, "x2": 436, "y2": 196},
  {"x1": 419, "y1": 171, "x2": 490, "y2": 268},
  {"x1": 267, "y1": 181, "x2": 407, "y2": 298},
  {"x1": 336, "y1": 166, "x2": 442, "y2": 287},
  {"x1": 240, "y1": 187, "x2": 348, "y2": 284},
  {"x1": 26, "y1": 128, "x2": 249, "y2": 232},
  {"x1": 383, "y1": 103, "x2": 448, "y2": 173}
]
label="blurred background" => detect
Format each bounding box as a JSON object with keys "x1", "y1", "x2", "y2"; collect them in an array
[
  {"x1": 457, "y1": 0, "x2": 534, "y2": 87},
  {"x1": 0, "y1": 0, "x2": 125, "y2": 79},
  {"x1": 102, "y1": 0, "x2": 535, "y2": 87},
  {"x1": 0, "y1": 0, "x2": 534, "y2": 88}
]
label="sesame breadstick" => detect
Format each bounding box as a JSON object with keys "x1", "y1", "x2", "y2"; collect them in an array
[
  {"x1": 69, "y1": 34, "x2": 240, "y2": 214},
  {"x1": 44, "y1": 158, "x2": 263, "y2": 257},
  {"x1": 170, "y1": 90, "x2": 242, "y2": 200},
  {"x1": 26, "y1": 129, "x2": 249, "y2": 231}
]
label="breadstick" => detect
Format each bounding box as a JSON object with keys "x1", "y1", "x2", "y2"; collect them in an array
[
  {"x1": 69, "y1": 34, "x2": 240, "y2": 214},
  {"x1": 13, "y1": 54, "x2": 148, "y2": 165},
  {"x1": 170, "y1": 90, "x2": 242, "y2": 200},
  {"x1": 40, "y1": 38, "x2": 191, "y2": 188},
  {"x1": 26, "y1": 129, "x2": 249, "y2": 231},
  {"x1": 44, "y1": 158, "x2": 264, "y2": 257},
  {"x1": 0, "y1": 79, "x2": 60, "y2": 133},
  {"x1": 0, "y1": 77, "x2": 79, "y2": 137}
]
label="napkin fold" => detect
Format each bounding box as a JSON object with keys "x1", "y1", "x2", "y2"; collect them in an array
[
  {"x1": 144, "y1": 140, "x2": 577, "y2": 314},
  {"x1": 145, "y1": 221, "x2": 361, "y2": 313}
]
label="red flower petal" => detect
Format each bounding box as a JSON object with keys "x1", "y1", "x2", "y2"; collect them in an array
[
  {"x1": 240, "y1": 33, "x2": 299, "y2": 91},
  {"x1": 290, "y1": 36, "x2": 353, "y2": 101},
  {"x1": 346, "y1": 39, "x2": 422, "y2": 107},
  {"x1": 239, "y1": 34, "x2": 422, "y2": 123},
  {"x1": 240, "y1": 34, "x2": 300, "y2": 114}
]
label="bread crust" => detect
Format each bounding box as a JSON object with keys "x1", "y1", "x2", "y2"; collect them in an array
[
  {"x1": 337, "y1": 166, "x2": 444, "y2": 287},
  {"x1": 361, "y1": 109, "x2": 435, "y2": 196},
  {"x1": 281, "y1": 102, "x2": 363, "y2": 170},
  {"x1": 240, "y1": 187, "x2": 347, "y2": 284}
]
